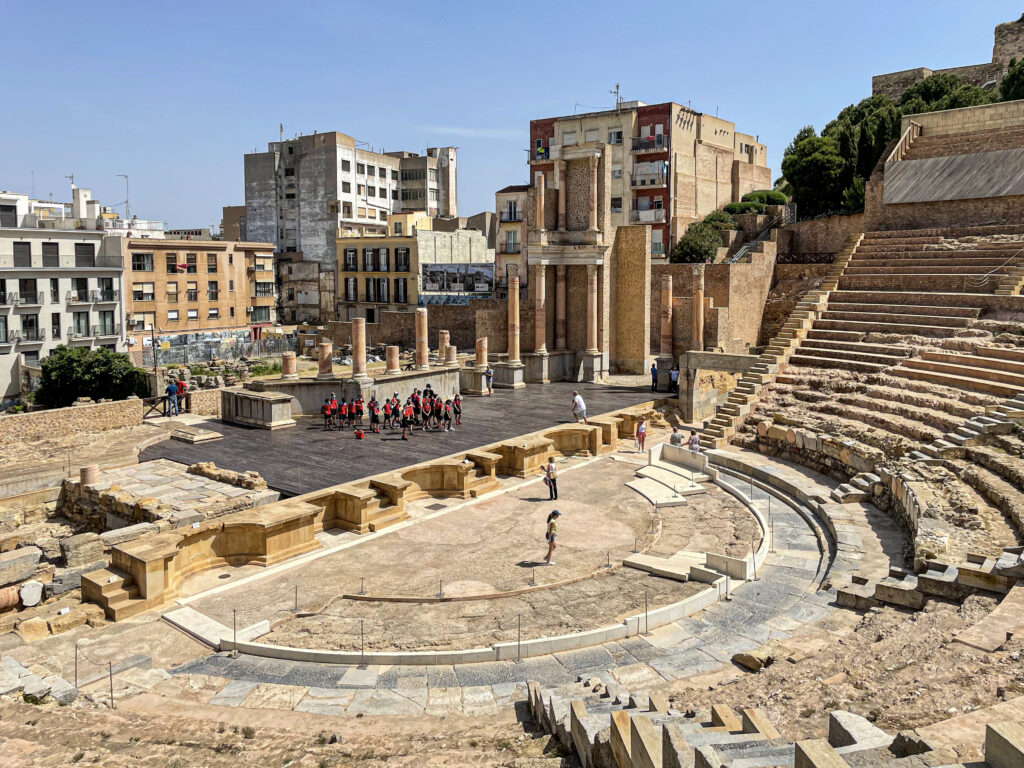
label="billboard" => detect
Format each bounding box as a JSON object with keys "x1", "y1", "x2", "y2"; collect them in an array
[{"x1": 420, "y1": 263, "x2": 494, "y2": 294}]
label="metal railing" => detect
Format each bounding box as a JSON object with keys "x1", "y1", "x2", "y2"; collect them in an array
[
  {"x1": 68, "y1": 327, "x2": 92, "y2": 340},
  {"x1": 631, "y1": 174, "x2": 667, "y2": 188},
  {"x1": 729, "y1": 203, "x2": 797, "y2": 264},
  {"x1": 208, "y1": 291, "x2": 220, "y2": 301},
  {"x1": 631, "y1": 135, "x2": 667, "y2": 152},
  {"x1": 131, "y1": 293, "x2": 155, "y2": 302},
  {"x1": 500, "y1": 211, "x2": 522, "y2": 222},
  {"x1": 629, "y1": 209, "x2": 666, "y2": 223},
  {"x1": 6, "y1": 331, "x2": 20, "y2": 342},
  {"x1": 12, "y1": 292, "x2": 44, "y2": 305},
  {"x1": 19, "y1": 329, "x2": 46, "y2": 342},
  {"x1": 186, "y1": 291, "x2": 198, "y2": 302},
  {"x1": 499, "y1": 244, "x2": 521, "y2": 254},
  {"x1": 66, "y1": 290, "x2": 90, "y2": 303},
  {"x1": 92, "y1": 324, "x2": 120, "y2": 336},
  {"x1": 92, "y1": 289, "x2": 119, "y2": 302}
]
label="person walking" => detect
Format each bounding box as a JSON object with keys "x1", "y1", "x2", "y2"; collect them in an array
[
  {"x1": 571, "y1": 391, "x2": 587, "y2": 424},
  {"x1": 164, "y1": 379, "x2": 179, "y2": 417},
  {"x1": 543, "y1": 510, "x2": 560, "y2": 565},
  {"x1": 669, "y1": 426, "x2": 683, "y2": 446},
  {"x1": 688, "y1": 430, "x2": 702, "y2": 453},
  {"x1": 354, "y1": 395, "x2": 364, "y2": 427},
  {"x1": 485, "y1": 365, "x2": 494, "y2": 394},
  {"x1": 433, "y1": 396, "x2": 443, "y2": 431},
  {"x1": 543, "y1": 456, "x2": 558, "y2": 500},
  {"x1": 635, "y1": 415, "x2": 647, "y2": 453},
  {"x1": 401, "y1": 402, "x2": 413, "y2": 440},
  {"x1": 453, "y1": 394, "x2": 463, "y2": 426},
  {"x1": 650, "y1": 362, "x2": 658, "y2": 392}
]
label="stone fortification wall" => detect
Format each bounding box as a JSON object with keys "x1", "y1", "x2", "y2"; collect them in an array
[
  {"x1": 778, "y1": 213, "x2": 865, "y2": 263},
  {"x1": 0, "y1": 398, "x2": 143, "y2": 447}
]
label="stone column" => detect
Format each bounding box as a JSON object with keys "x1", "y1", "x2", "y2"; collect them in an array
[
  {"x1": 533, "y1": 264, "x2": 547, "y2": 354},
  {"x1": 587, "y1": 156, "x2": 599, "y2": 231},
  {"x1": 280, "y1": 351, "x2": 298, "y2": 380},
  {"x1": 555, "y1": 265, "x2": 567, "y2": 350},
  {"x1": 535, "y1": 172, "x2": 546, "y2": 231},
  {"x1": 80, "y1": 465, "x2": 99, "y2": 486},
  {"x1": 385, "y1": 345, "x2": 400, "y2": 375},
  {"x1": 475, "y1": 337, "x2": 488, "y2": 370},
  {"x1": 556, "y1": 160, "x2": 567, "y2": 231},
  {"x1": 317, "y1": 341, "x2": 333, "y2": 379},
  {"x1": 351, "y1": 318, "x2": 368, "y2": 379},
  {"x1": 586, "y1": 264, "x2": 599, "y2": 353},
  {"x1": 444, "y1": 344, "x2": 458, "y2": 367},
  {"x1": 438, "y1": 330, "x2": 450, "y2": 358},
  {"x1": 507, "y1": 269, "x2": 521, "y2": 364},
  {"x1": 660, "y1": 274, "x2": 673, "y2": 356},
  {"x1": 692, "y1": 265, "x2": 705, "y2": 352},
  {"x1": 415, "y1": 307, "x2": 429, "y2": 370}
]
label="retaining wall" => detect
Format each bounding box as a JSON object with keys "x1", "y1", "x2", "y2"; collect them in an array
[{"x1": 0, "y1": 398, "x2": 143, "y2": 447}]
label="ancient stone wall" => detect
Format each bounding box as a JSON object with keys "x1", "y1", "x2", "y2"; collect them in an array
[
  {"x1": 565, "y1": 159, "x2": 591, "y2": 231},
  {"x1": 611, "y1": 225, "x2": 651, "y2": 373},
  {"x1": 778, "y1": 213, "x2": 865, "y2": 262},
  {"x1": 186, "y1": 389, "x2": 222, "y2": 417},
  {"x1": 0, "y1": 398, "x2": 143, "y2": 447},
  {"x1": 865, "y1": 172, "x2": 1024, "y2": 232}
]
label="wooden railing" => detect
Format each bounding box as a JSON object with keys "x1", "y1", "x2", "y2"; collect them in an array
[{"x1": 886, "y1": 121, "x2": 922, "y2": 163}]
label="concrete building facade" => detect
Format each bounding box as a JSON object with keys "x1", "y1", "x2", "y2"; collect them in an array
[
  {"x1": 243, "y1": 132, "x2": 458, "y2": 272},
  {"x1": 528, "y1": 101, "x2": 769, "y2": 257},
  {"x1": 220, "y1": 205, "x2": 246, "y2": 242},
  {"x1": 335, "y1": 212, "x2": 494, "y2": 322},
  {"x1": 495, "y1": 185, "x2": 529, "y2": 290}
]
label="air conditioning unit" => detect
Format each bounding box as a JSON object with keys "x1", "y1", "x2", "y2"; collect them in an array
[{"x1": 245, "y1": 307, "x2": 252, "y2": 314}]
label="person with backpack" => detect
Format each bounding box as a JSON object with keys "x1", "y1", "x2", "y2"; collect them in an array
[
  {"x1": 338, "y1": 398, "x2": 348, "y2": 430},
  {"x1": 401, "y1": 402, "x2": 413, "y2": 440},
  {"x1": 543, "y1": 510, "x2": 560, "y2": 566},
  {"x1": 354, "y1": 395, "x2": 364, "y2": 427}
]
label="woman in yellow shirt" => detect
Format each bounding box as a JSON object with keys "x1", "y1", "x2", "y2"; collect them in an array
[{"x1": 544, "y1": 510, "x2": 560, "y2": 566}]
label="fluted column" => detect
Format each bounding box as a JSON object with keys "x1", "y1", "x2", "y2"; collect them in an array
[
  {"x1": 586, "y1": 264, "x2": 599, "y2": 353},
  {"x1": 532, "y1": 264, "x2": 547, "y2": 354},
  {"x1": 351, "y1": 318, "x2": 368, "y2": 379},
  {"x1": 507, "y1": 269, "x2": 521, "y2": 364},
  {"x1": 385, "y1": 345, "x2": 400, "y2": 375},
  {"x1": 555, "y1": 265, "x2": 567, "y2": 351},
  {"x1": 692, "y1": 265, "x2": 705, "y2": 352},
  {"x1": 317, "y1": 341, "x2": 333, "y2": 379},
  {"x1": 415, "y1": 307, "x2": 429, "y2": 369},
  {"x1": 659, "y1": 274, "x2": 673, "y2": 356}
]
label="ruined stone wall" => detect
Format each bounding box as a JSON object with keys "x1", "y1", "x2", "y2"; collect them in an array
[
  {"x1": 778, "y1": 213, "x2": 865, "y2": 262},
  {"x1": 565, "y1": 159, "x2": 591, "y2": 231},
  {"x1": 474, "y1": 308, "x2": 508, "y2": 356},
  {"x1": 611, "y1": 225, "x2": 651, "y2": 373},
  {"x1": 0, "y1": 398, "x2": 143, "y2": 447},
  {"x1": 187, "y1": 389, "x2": 222, "y2": 417}
]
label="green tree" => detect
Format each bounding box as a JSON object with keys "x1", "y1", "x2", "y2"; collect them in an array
[
  {"x1": 1000, "y1": 58, "x2": 1024, "y2": 101},
  {"x1": 670, "y1": 221, "x2": 723, "y2": 264},
  {"x1": 702, "y1": 209, "x2": 738, "y2": 230},
  {"x1": 780, "y1": 136, "x2": 847, "y2": 217},
  {"x1": 36, "y1": 346, "x2": 150, "y2": 408},
  {"x1": 898, "y1": 73, "x2": 963, "y2": 107},
  {"x1": 783, "y1": 125, "x2": 816, "y2": 159}
]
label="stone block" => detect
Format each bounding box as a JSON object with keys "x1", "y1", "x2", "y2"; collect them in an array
[
  {"x1": 19, "y1": 580, "x2": 42, "y2": 607},
  {"x1": 43, "y1": 675, "x2": 77, "y2": 705},
  {"x1": 16, "y1": 617, "x2": 49, "y2": 643},
  {"x1": 0, "y1": 547, "x2": 41, "y2": 588},
  {"x1": 21, "y1": 674, "x2": 51, "y2": 703},
  {"x1": 48, "y1": 609, "x2": 87, "y2": 635},
  {"x1": 0, "y1": 669, "x2": 23, "y2": 695},
  {"x1": 46, "y1": 560, "x2": 106, "y2": 597},
  {"x1": 99, "y1": 523, "x2": 159, "y2": 548},
  {"x1": 60, "y1": 533, "x2": 103, "y2": 568},
  {"x1": 986, "y1": 722, "x2": 1024, "y2": 768}
]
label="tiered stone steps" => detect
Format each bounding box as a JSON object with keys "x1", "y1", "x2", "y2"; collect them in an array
[
  {"x1": 903, "y1": 124, "x2": 1024, "y2": 160},
  {"x1": 893, "y1": 348, "x2": 1024, "y2": 398},
  {"x1": 79, "y1": 566, "x2": 148, "y2": 621}
]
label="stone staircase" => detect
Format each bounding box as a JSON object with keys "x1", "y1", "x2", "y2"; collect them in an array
[
  {"x1": 79, "y1": 565, "x2": 148, "y2": 621},
  {"x1": 526, "y1": 676, "x2": 1024, "y2": 767}
]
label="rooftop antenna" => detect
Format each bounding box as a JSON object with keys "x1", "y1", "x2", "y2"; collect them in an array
[
  {"x1": 610, "y1": 83, "x2": 622, "y2": 110},
  {"x1": 117, "y1": 174, "x2": 130, "y2": 220},
  {"x1": 279, "y1": 123, "x2": 283, "y2": 142},
  {"x1": 65, "y1": 174, "x2": 75, "y2": 190}
]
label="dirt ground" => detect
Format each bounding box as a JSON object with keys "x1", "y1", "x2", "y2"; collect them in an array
[{"x1": 0, "y1": 423, "x2": 163, "y2": 468}]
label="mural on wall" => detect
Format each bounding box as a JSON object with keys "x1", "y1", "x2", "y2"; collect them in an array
[{"x1": 420, "y1": 263, "x2": 494, "y2": 294}]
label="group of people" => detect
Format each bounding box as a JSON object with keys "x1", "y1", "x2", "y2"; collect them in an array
[
  {"x1": 320, "y1": 385, "x2": 463, "y2": 441},
  {"x1": 649, "y1": 363, "x2": 680, "y2": 392},
  {"x1": 163, "y1": 377, "x2": 189, "y2": 416}
]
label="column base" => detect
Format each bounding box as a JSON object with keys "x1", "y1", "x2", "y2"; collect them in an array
[
  {"x1": 316, "y1": 373, "x2": 339, "y2": 381},
  {"x1": 576, "y1": 351, "x2": 605, "y2": 383},
  {"x1": 280, "y1": 374, "x2": 299, "y2": 381},
  {"x1": 524, "y1": 352, "x2": 550, "y2": 384},
  {"x1": 492, "y1": 362, "x2": 526, "y2": 389},
  {"x1": 385, "y1": 368, "x2": 401, "y2": 376},
  {"x1": 459, "y1": 367, "x2": 492, "y2": 396},
  {"x1": 342, "y1": 376, "x2": 376, "y2": 401}
]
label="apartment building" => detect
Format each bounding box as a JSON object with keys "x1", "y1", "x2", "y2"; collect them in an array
[
  {"x1": 335, "y1": 212, "x2": 494, "y2": 322},
  {"x1": 220, "y1": 205, "x2": 246, "y2": 242},
  {"x1": 0, "y1": 192, "x2": 127, "y2": 403},
  {"x1": 118, "y1": 238, "x2": 276, "y2": 348},
  {"x1": 529, "y1": 101, "x2": 769, "y2": 256},
  {"x1": 243, "y1": 131, "x2": 458, "y2": 271},
  {"x1": 495, "y1": 184, "x2": 529, "y2": 287}
]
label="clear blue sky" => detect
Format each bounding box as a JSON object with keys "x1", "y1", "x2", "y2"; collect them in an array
[{"x1": 3, "y1": 1, "x2": 1020, "y2": 229}]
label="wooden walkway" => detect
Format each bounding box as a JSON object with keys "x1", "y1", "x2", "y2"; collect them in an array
[{"x1": 141, "y1": 382, "x2": 656, "y2": 495}]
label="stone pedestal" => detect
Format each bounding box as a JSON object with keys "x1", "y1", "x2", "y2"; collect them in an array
[
  {"x1": 281, "y1": 351, "x2": 298, "y2": 380},
  {"x1": 80, "y1": 465, "x2": 99, "y2": 486},
  {"x1": 577, "y1": 351, "x2": 604, "y2": 383},
  {"x1": 221, "y1": 389, "x2": 296, "y2": 430},
  {"x1": 492, "y1": 362, "x2": 525, "y2": 389},
  {"x1": 444, "y1": 344, "x2": 458, "y2": 367},
  {"x1": 385, "y1": 345, "x2": 400, "y2": 376},
  {"x1": 415, "y1": 308, "x2": 429, "y2": 370},
  {"x1": 316, "y1": 341, "x2": 334, "y2": 380},
  {"x1": 459, "y1": 367, "x2": 492, "y2": 396},
  {"x1": 524, "y1": 352, "x2": 550, "y2": 384}
]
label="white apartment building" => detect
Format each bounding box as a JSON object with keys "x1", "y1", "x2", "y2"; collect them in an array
[{"x1": 0, "y1": 191, "x2": 127, "y2": 404}]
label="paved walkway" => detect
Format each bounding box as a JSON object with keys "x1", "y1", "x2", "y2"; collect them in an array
[
  {"x1": 142, "y1": 381, "x2": 655, "y2": 495},
  {"x1": 166, "y1": 471, "x2": 836, "y2": 716}
]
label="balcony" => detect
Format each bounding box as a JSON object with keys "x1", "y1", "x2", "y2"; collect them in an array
[
  {"x1": 92, "y1": 289, "x2": 119, "y2": 303},
  {"x1": 19, "y1": 329, "x2": 46, "y2": 343},
  {"x1": 6, "y1": 330, "x2": 20, "y2": 343},
  {"x1": 68, "y1": 327, "x2": 92, "y2": 340},
  {"x1": 531, "y1": 145, "x2": 560, "y2": 162},
  {"x1": 499, "y1": 244, "x2": 521, "y2": 255},
  {"x1": 92, "y1": 324, "x2": 120, "y2": 337},
  {"x1": 630, "y1": 209, "x2": 666, "y2": 224},
  {"x1": 500, "y1": 211, "x2": 522, "y2": 222},
  {"x1": 631, "y1": 173, "x2": 667, "y2": 188},
  {"x1": 167, "y1": 293, "x2": 179, "y2": 303},
  {"x1": 131, "y1": 293, "x2": 155, "y2": 302},
  {"x1": 12, "y1": 292, "x2": 44, "y2": 306},
  {"x1": 631, "y1": 135, "x2": 667, "y2": 152},
  {"x1": 66, "y1": 290, "x2": 91, "y2": 304}
]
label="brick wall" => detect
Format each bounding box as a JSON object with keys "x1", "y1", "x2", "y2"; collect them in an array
[
  {"x1": 901, "y1": 99, "x2": 1024, "y2": 136},
  {"x1": 778, "y1": 213, "x2": 865, "y2": 262},
  {"x1": 0, "y1": 398, "x2": 143, "y2": 447}
]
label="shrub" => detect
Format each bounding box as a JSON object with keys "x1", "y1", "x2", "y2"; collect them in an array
[
  {"x1": 741, "y1": 189, "x2": 788, "y2": 206},
  {"x1": 702, "y1": 209, "x2": 738, "y2": 230},
  {"x1": 670, "y1": 221, "x2": 723, "y2": 263},
  {"x1": 249, "y1": 361, "x2": 283, "y2": 377},
  {"x1": 36, "y1": 346, "x2": 150, "y2": 409},
  {"x1": 723, "y1": 201, "x2": 766, "y2": 215}
]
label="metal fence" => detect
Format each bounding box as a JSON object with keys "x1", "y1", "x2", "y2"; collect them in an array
[{"x1": 139, "y1": 336, "x2": 298, "y2": 368}]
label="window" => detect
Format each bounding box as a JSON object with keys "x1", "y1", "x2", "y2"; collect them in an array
[
  {"x1": 585, "y1": 129, "x2": 599, "y2": 143},
  {"x1": 72, "y1": 311, "x2": 89, "y2": 337},
  {"x1": 378, "y1": 277, "x2": 389, "y2": 303},
  {"x1": 51, "y1": 312, "x2": 61, "y2": 339},
  {"x1": 366, "y1": 165, "x2": 375, "y2": 176},
  {"x1": 344, "y1": 277, "x2": 357, "y2": 302},
  {"x1": 229, "y1": 279, "x2": 234, "y2": 292},
  {"x1": 342, "y1": 181, "x2": 351, "y2": 193},
  {"x1": 611, "y1": 165, "x2": 622, "y2": 179},
  {"x1": 207, "y1": 254, "x2": 217, "y2": 273},
  {"x1": 13, "y1": 242, "x2": 31, "y2": 267},
  {"x1": 608, "y1": 129, "x2": 623, "y2": 145},
  {"x1": 287, "y1": 146, "x2": 294, "y2": 155},
  {"x1": 0, "y1": 205, "x2": 16, "y2": 228},
  {"x1": 391, "y1": 189, "x2": 398, "y2": 200},
  {"x1": 285, "y1": 192, "x2": 295, "y2": 200},
  {"x1": 168, "y1": 310, "x2": 179, "y2": 322},
  {"x1": 20, "y1": 313, "x2": 40, "y2": 340},
  {"x1": 341, "y1": 159, "x2": 351, "y2": 171},
  {"x1": 394, "y1": 222, "x2": 403, "y2": 236},
  {"x1": 74, "y1": 243, "x2": 95, "y2": 267},
  {"x1": 167, "y1": 281, "x2": 178, "y2": 301},
  {"x1": 230, "y1": 306, "x2": 235, "y2": 318},
  {"x1": 429, "y1": 189, "x2": 438, "y2": 201},
  {"x1": 563, "y1": 131, "x2": 577, "y2": 146},
  {"x1": 284, "y1": 167, "x2": 295, "y2": 177},
  {"x1": 251, "y1": 306, "x2": 270, "y2": 322},
  {"x1": 343, "y1": 248, "x2": 357, "y2": 271},
  {"x1": 186, "y1": 253, "x2": 197, "y2": 273},
  {"x1": 208, "y1": 307, "x2": 219, "y2": 319},
  {"x1": 611, "y1": 197, "x2": 622, "y2": 213},
  {"x1": 366, "y1": 186, "x2": 375, "y2": 198},
  {"x1": 49, "y1": 278, "x2": 59, "y2": 303},
  {"x1": 428, "y1": 168, "x2": 438, "y2": 182},
  {"x1": 401, "y1": 168, "x2": 425, "y2": 181},
  {"x1": 42, "y1": 242, "x2": 59, "y2": 267},
  {"x1": 208, "y1": 280, "x2": 219, "y2": 300},
  {"x1": 97, "y1": 310, "x2": 115, "y2": 335},
  {"x1": 363, "y1": 248, "x2": 375, "y2": 272},
  {"x1": 0, "y1": 316, "x2": 6, "y2": 343},
  {"x1": 343, "y1": 203, "x2": 352, "y2": 217},
  {"x1": 132, "y1": 282, "x2": 155, "y2": 301},
  {"x1": 187, "y1": 308, "x2": 198, "y2": 319},
  {"x1": 357, "y1": 207, "x2": 366, "y2": 218},
  {"x1": 254, "y1": 281, "x2": 274, "y2": 297},
  {"x1": 376, "y1": 247, "x2": 389, "y2": 272},
  {"x1": 71, "y1": 277, "x2": 89, "y2": 302},
  {"x1": 653, "y1": 195, "x2": 664, "y2": 210},
  {"x1": 356, "y1": 163, "x2": 365, "y2": 174},
  {"x1": 166, "y1": 254, "x2": 179, "y2": 273},
  {"x1": 401, "y1": 189, "x2": 425, "y2": 201},
  {"x1": 357, "y1": 184, "x2": 366, "y2": 195},
  {"x1": 378, "y1": 187, "x2": 386, "y2": 198},
  {"x1": 395, "y1": 277, "x2": 407, "y2": 304},
  {"x1": 228, "y1": 254, "x2": 233, "y2": 265},
  {"x1": 378, "y1": 166, "x2": 386, "y2": 177},
  {"x1": 130, "y1": 312, "x2": 154, "y2": 331},
  {"x1": 395, "y1": 247, "x2": 410, "y2": 272},
  {"x1": 186, "y1": 281, "x2": 198, "y2": 301},
  {"x1": 364, "y1": 277, "x2": 377, "y2": 302},
  {"x1": 131, "y1": 252, "x2": 154, "y2": 271},
  {"x1": 391, "y1": 170, "x2": 398, "y2": 181}
]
